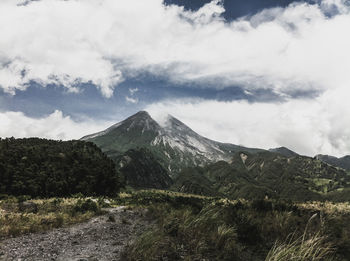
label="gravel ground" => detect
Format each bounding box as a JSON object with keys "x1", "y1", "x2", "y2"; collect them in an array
[{"x1": 0, "y1": 206, "x2": 150, "y2": 261}]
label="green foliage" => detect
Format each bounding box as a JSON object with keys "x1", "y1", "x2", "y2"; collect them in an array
[{"x1": 0, "y1": 137, "x2": 121, "y2": 197}]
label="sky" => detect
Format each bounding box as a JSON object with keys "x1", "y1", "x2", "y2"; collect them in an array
[{"x1": 1, "y1": 0, "x2": 350, "y2": 157}]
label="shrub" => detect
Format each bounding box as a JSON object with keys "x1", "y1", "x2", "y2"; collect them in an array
[{"x1": 73, "y1": 199, "x2": 99, "y2": 213}]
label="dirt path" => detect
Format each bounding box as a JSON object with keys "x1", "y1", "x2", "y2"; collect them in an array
[{"x1": 0, "y1": 206, "x2": 150, "y2": 261}]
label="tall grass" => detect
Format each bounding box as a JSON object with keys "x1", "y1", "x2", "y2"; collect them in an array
[
  {"x1": 266, "y1": 214, "x2": 334, "y2": 261},
  {"x1": 123, "y1": 192, "x2": 349, "y2": 260},
  {"x1": 265, "y1": 232, "x2": 333, "y2": 261}
]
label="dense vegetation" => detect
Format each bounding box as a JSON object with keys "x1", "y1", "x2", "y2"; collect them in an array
[
  {"x1": 0, "y1": 138, "x2": 121, "y2": 197},
  {"x1": 120, "y1": 190, "x2": 350, "y2": 261},
  {"x1": 115, "y1": 148, "x2": 173, "y2": 189}
]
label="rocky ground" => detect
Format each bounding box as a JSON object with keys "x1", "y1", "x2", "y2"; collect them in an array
[{"x1": 0, "y1": 206, "x2": 150, "y2": 261}]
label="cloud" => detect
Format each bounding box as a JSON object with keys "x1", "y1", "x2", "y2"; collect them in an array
[
  {"x1": 0, "y1": 0, "x2": 349, "y2": 97},
  {"x1": 0, "y1": 110, "x2": 113, "y2": 140},
  {"x1": 125, "y1": 87, "x2": 139, "y2": 103},
  {"x1": 125, "y1": 96, "x2": 139, "y2": 104},
  {"x1": 146, "y1": 86, "x2": 350, "y2": 157},
  {"x1": 129, "y1": 88, "x2": 139, "y2": 95}
]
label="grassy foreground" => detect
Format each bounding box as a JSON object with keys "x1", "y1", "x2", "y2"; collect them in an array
[
  {"x1": 117, "y1": 190, "x2": 350, "y2": 261},
  {"x1": 1, "y1": 191, "x2": 349, "y2": 260}
]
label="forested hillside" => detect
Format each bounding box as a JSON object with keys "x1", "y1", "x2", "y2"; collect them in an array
[
  {"x1": 173, "y1": 151, "x2": 350, "y2": 201},
  {"x1": 115, "y1": 148, "x2": 173, "y2": 189},
  {"x1": 0, "y1": 138, "x2": 121, "y2": 197}
]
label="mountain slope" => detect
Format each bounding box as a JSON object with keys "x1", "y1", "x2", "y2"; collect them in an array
[
  {"x1": 115, "y1": 148, "x2": 173, "y2": 189},
  {"x1": 82, "y1": 111, "x2": 262, "y2": 175},
  {"x1": 173, "y1": 151, "x2": 350, "y2": 201},
  {"x1": 316, "y1": 154, "x2": 350, "y2": 171}
]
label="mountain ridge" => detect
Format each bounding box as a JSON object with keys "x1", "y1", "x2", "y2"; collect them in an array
[
  {"x1": 268, "y1": 147, "x2": 299, "y2": 157},
  {"x1": 315, "y1": 154, "x2": 350, "y2": 171},
  {"x1": 173, "y1": 150, "x2": 350, "y2": 201}
]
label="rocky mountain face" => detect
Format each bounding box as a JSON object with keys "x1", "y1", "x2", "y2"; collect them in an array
[
  {"x1": 316, "y1": 154, "x2": 350, "y2": 171},
  {"x1": 82, "y1": 111, "x2": 262, "y2": 176}
]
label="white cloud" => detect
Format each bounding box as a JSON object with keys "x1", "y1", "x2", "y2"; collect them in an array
[
  {"x1": 125, "y1": 96, "x2": 139, "y2": 104},
  {"x1": 0, "y1": 110, "x2": 113, "y2": 140},
  {"x1": 147, "y1": 86, "x2": 350, "y2": 157},
  {"x1": 126, "y1": 87, "x2": 139, "y2": 103},
  {"x1": 0, "y1": 0, "x2": 349, "y2": 97}
]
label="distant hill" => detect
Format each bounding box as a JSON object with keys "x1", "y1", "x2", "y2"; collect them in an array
[
  {"x1": 172, "y1": 151, "x2": 350, "y2": 201},
  {"x1": 316, "y1": 154, "x2": 350, "y2": 171},
  {"x1": 82, "y1": 111, "x2": 263, "y2": 175},
  {"x1": 0, "y1": 138, "x2": 120, "y2": 197}
]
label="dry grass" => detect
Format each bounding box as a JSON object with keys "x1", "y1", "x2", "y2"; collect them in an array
[
  {"x1": 138, "y1": 189, "x2": 214, "y2": 199},
  {"x1": 266, "y1": 214, "x2": 334, "y2": 261},
  {"x1": 265, "y1": 232, "x2": 334, "y2": 261},
  {"x1": 0, "y1": 197, "x2": 101, "y2": 238},
  {"x1": 298, "y1": 201, "x2": 350, "y2": 215}
]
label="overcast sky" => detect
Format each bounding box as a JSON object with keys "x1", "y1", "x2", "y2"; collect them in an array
[{"x1": 1, "y1": 0, "x2": 350, "y2": 157}]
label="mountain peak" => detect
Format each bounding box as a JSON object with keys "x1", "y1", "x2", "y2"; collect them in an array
[
  {"x1": 131, "y1": 110, "x2": 151, "y2": 118},
  {"x1": 82, "y1": 111, "x2": 262, "y2": 174},
  {"x1": 108, "y1": 110, "x2": 162, "y2": 134},
  {"x1": 81, "y1": 110, "x2": 160, "y2": 140}
]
